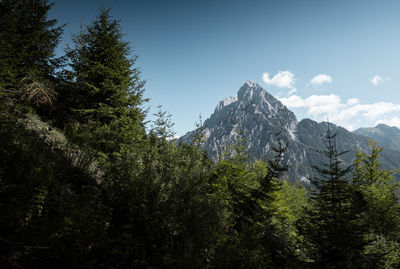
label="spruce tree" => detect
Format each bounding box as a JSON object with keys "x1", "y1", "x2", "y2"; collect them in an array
[
  {"x1": 212, "y1": 132, "x2": 292, "y2": 268},
  {"x1": 65, "y1": 8, "x2": 145, "y2": 125},
  {"x1": 64, "y1": 8, "x2": 146, "y2": 154},
  {"x1": 151, "y1": 105, "x2": 175, "y2": 140},
  {"x1": 0, "y1": 0, "x2": 63, "y2": 90},
  {"x1": 300, "y1": 124, "x2": 367, "y2": 268},
  {"x1": 254, "y1": 134, "x2": 291, "y2": 267}
]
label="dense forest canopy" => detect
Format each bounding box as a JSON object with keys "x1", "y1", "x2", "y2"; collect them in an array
[{"x1": 0, "y1": 1, "x2": 399, "y2": 268}]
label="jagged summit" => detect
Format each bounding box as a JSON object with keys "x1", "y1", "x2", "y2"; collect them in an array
[
  {"x1": 214, "y1": 81, "x2": 296, "y2": 121},
  {"x1": 244, "y1": 80, "x2": 257, "y2": 87},
  {"x1": 238, "y1": 80, "x2": 272, "y2": 101},
  {"x1": 215, "y1": 81, "x2": 262, "y2": 112},
  {"x1": 204, "y1": 82, "x2": 297, "y2": 137}
]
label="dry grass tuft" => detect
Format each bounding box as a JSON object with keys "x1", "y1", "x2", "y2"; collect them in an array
[{"x1": 19, "y1": 77, "x2": 57, "y2": 107}]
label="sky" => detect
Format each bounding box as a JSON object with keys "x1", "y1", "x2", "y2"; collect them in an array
[{"x1": 50, "y1": 0, "x2": 400, "y2": 136}]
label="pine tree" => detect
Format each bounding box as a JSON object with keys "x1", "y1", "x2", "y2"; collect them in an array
[
  {"x1": 0, "y1": 0, "x2": 63, "y2": 90},
  {"x1": 300, "y1": 123, "x2": 367, "y2": 268}
]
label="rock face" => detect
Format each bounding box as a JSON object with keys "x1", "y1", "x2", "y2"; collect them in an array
[
  {"x1": 179, "y1": 81, "x2": 400, "y2": 181},
  {"x1": 354, "y1": 124, "x2": 400, "y2": 152}
]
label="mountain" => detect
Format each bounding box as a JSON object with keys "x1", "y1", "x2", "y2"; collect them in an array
[
  {"x1": 179, "y1": 81, "x2": 400, "y2": 181},
  {"x1": 353, "y1": 124, "x2": 400, "y2": 152}
]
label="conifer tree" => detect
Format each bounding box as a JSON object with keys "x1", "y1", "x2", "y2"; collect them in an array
[
  {"x1": 64, "y1": 8, "x2": 146, "y2": 155},
  {"x1": 212, "y1": 131, "x2": 293, "y2": 268},
  {"x1": 0, "y1": 0, "x2": 63, "y2": 90},
  {"x1": 253, "y1": 133, "x2": 287, "y2": 206},
  {"x1": 66, "y1": 8, "x2": 145, "y2": 125},
  {"x1": 353, "y1": 142, "x2": 400, "y2": 267},
  {"x1": 300, "y1": 124, "x2": 367, "y2": 268},
  {"x1": 253, "y1": 134, "x2": 291, "y2": 267},
  {"x1": 151, "y1": 105, "x2": 175, "y2": 140}
]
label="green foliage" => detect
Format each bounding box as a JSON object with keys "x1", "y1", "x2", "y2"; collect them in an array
[
  {"x1": 60, "y1": 8, "x2": 147, "y2": 158},
  {"x1": 64, "y1": 8, "x2": 145, "y2": 125},
  {"x1": 0, "y1": 0, "x2": 63, "y2": 90},
  {"x1": 272, "y1": 180, "x2": 307, "y2": 250},
  {"x1": 300, "y1": 124, "x2": 367, "y2": 268},
  {"x1": 151, "y1": 105, "x2": 176, "y2": 140},
  {"x1": 0, "y1": 103, "x2": 110, "y2": 268},
  {"x1": 96, "y1": 129, "x2": 220, "y2": 268},
  {"x1": 210, "y1": 133, "x2": 301, "y2": 268},
  {"x1": 353, "y1": 141, "x2": 400, "y2": 268}
]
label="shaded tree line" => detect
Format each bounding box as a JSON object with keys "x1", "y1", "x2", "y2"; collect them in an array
[{"x1": 0, "y1": 1, "x2": 399, "y2": 268}]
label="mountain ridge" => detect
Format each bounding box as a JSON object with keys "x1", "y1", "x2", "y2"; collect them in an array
[
  {"x1": 180, "y1": 81, "x2": 400, "y2": 181},
  {"x1": 353, "y1": 123, "x2": 400, "y2": 152}
]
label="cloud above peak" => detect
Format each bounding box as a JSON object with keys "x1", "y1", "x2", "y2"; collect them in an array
[
  {"x1": 376, "y1": 117, "x2": 400, "y2": 128},
  {"x1": 371, "y1": 75, "x2": 382, "y2": 86},
  {"x1": 262, "y1": 71, "x2": 297, "y2": 94},
  {"x1": 310, "y1": 74, "x2": 332, "y2": 86}
]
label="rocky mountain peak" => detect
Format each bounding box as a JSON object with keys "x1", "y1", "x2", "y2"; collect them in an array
[
  {"x1": 181, "y1": 81, "x2": 299, "y2": 162},
  {"x1": 206, "y1": 81, "x2": 297, "y2": 129},
  {"x1": 237, "y1": 80, "x2": 263, "y2": 100},
  {"x1": 237, "y1": 81, "x2": 285, "y2": 113},
  {"x1": 214, "y1": 81, "x2": 296, "y2": 121}
]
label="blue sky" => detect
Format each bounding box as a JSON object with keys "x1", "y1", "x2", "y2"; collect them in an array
[{"x1": 50, "y1": 0, "x2": 400, "y2": 136}]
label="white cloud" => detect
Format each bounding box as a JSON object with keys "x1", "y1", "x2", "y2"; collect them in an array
[
  {"x1": 346, "y1": 98, "x2": 359, "y2": 106},
  {"x1": 279, "y1": 94, "x2": 343, "y2": 117},
  {"x1": 376, "y1": 117, "x2": 400, "y2": 128},
  {"x1": 371, "y1": 75, "x2": 382, "y2": 86},
  {"x1": 278, "y1": 94, "x2": 400, "y2": 131},
  {"x1": 310, "y1": 74, "x2": 332, "y2": 86},
  {"x1": 263, "y1": 71, "x2": 297, "y2": 94},
  {"x1": 279, "y1": 94, "x2": 341, "y2": 109}
]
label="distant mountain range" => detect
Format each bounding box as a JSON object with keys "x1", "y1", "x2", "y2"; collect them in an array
[
  {"x1": 179, "y1": 81, "x2": 400, "y2": 181},
  {"x1": 354, "y1": 124, "x2": 400, "y2": 152}
]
